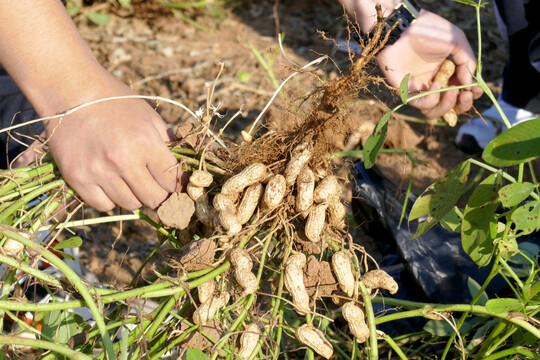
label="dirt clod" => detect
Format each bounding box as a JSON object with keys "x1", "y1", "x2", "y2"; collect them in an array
[
  {"x1": 303, "y1": 256, "x2": 338, "y2": 298},
  {"x1": 177, "y1": 238, "x2": 216, "y2": 271},
  {"x1": 157, "y1": 192, "x2": 195, "y2": 230}
]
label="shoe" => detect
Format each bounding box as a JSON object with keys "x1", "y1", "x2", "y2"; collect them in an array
[{"x1": 456, "y1": 98, "x2": 540, "y2": 153}]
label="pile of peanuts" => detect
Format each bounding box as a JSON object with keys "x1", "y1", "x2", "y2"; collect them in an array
[
  {"x1": 186, "y1": 138, "x2": 346, "y2": 243},
  {"x1": 285, "y1": 251, "x2": 399, "y2": 358},
  {"x1": 183, "y1": 138, "x2": 399, "y2": 359}
]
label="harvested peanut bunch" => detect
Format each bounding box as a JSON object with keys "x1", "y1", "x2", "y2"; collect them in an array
[
  {"x1": 342, "y1": 301, "x2": 369, "y2": 343},
  {"x1": 332, "y1": 251, "x2": 356, "y2": 297},
  {"x1": 237, "y1": 323, "x2": 261, "y2": 360},
  {"x1": 295, "y1": 324, "x2": 333, "y2": 359},
  {"x1": 361, "y1": 269, "x2": 399, "y2": 295},
  {"x1": 284, "y1": 252, "x2": 310, "y2": 315},
  {"x1": 230, "y1": 248, "x2": 258, "y2": 295}
]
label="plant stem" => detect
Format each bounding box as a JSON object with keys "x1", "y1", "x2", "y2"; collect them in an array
[
  {"x1": 382, "y1": 333, "x2": 408, "y2": 360},
  {"x1": 0, "y1": 228, "x2": 117, "y2": 360},
  {"x1": 359, "y1": 282, "x2": 378, "y2": 360},
  {"x1": 0, "y1": 335, "x2": 92, "y2": 360}
]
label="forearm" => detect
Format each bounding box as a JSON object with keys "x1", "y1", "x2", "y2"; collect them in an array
[
  {"x1": 338, "y1": 0, "x2": 401, "y2": 31},
  {"x1": 0, "y1": 0, "x2": 121, "y2": 118}
]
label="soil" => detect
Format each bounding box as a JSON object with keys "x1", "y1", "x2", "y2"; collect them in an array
[{"x1": 73, "y1": 0, "x2": 506, "y2": 285}]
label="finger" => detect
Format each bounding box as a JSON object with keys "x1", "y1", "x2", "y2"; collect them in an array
[
  {"x1": 149, "y1": 110, "x2": 175, "y2": 142},
  {"x1": 454, "y1": 89, "x2": 474, "y2": 114},
  {"x1": 472, "y1": 85, "x2": 484, "y2": 100},
  {"x1": 75, "y1": 184, "x2": 116, "y2": 212},
  {"x1": 145, "y1": 139, "x2": 179, "y2": 194},
  {"x1": 408, "y1": 82, "x2": 442, "y2": 110},
  {"x1": 422, "y1": 89, "x2": 459, "y2": 119},
  {"x1": 123, "y1": 165, "x2": 170, "y2": 209},
  {"x1": 98, "y1": 175, "x2": 143, "y2": 211}
]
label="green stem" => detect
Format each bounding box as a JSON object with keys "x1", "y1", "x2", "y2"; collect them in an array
[
  {"x1": 0, "y1": 229, "x2": 116, "y2": 360},
  {"x1": 0, "y1": 335, "x2": 92, "y2": 360},
  {"x1": 382, "y1": 333, "x2": 408, "y2": 360},
  {"x1": 0, "y1": 253, "x2": 64, "y2": 287},
  {"x1": 482, "y1": 347, "x2": 540, "y2": 360},
  {"x1": 0, "y1": 179, "x2": 65, "y2": 223},
  {"x1": 359, "y1": 282, "x2": 378, "y2": 360}
]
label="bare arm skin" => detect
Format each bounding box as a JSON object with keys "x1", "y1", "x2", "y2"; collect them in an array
[
  {"x1": 339, "y1": 0, "x2": 483, "y2": 118},
  {"x1": 0, "y1": 0, "x2": 183, "y2": 211}
]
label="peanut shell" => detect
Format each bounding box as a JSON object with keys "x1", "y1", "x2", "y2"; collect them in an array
[
  {"x1": 237, "y1": 183, "x2": 263, "y2": 225},
  {"x1": 221, "y1": 163, "x2": 267, "y2": 195},
  {"x1": 262, "y1": 174, "x2": 286, "y2": 210},
  {"x1": 332, "y1": 251, "x2": 356, "y2": 297},
  {"x1": 296, "y1": 167, "x2": 315, "y2": 215},
  {"x1": 305, "y1": 203, "x2": 327, "y2": 242},
  {"x1": 342, "y1": 301, "x2": 369, "y2": 343},
  {"x1": 361, "y1": 270, "x2": 399, "y2": 295},
  {"x1": 237, "y1": 323, "x2": 260, "y2": 359},
  {"x1": 190, "y1": 170, "x2": 213, "y2": 188},
  {"x1": 295, "y1": 325, "x2": 333, "y2": 359}
]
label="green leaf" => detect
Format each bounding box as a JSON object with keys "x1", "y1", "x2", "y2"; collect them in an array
[
  {"x1": 409, "y1": 161, "x2": 470, "y2": 238},
  {"x1": 453, "y1": 0, "x2": 479, "y2": 5},
  {"x1": 510, "y1": 200, "x2": 540, "y2": 235},
  {"x1": 462, "y1": 172, "x2": 502, "y2": 267},
  {"x1": 467, "y1": 277, "x2": 489, "y2": 306},
  {"x1": 363, "y1": 110, "x2": 394, "y2": 169},
  {"x1": 423, "y1": 319, "x2": 471, "y2": 337},
  {"x1": 87, "y1": 11, "x2": 111, "y2": 26},
  {"x1": 482, "y1": 117, "x2": 540, "y2": 166},
  {"x1": 439, "y1": 206, "x2": 462, "y2": 233},
  {"x1": 498, "y1": 182, "x2": 536, "y2": 207},
  {"x1": 66, "y1": 4, "x2": 81, "y2": 17},
  {"x1": 118, "y1": 0, "x2": 131, "y2": 6},
  {"x1": 54, "y1": 237, "x2": 83, "y2": 250},
  {"x1": 399, "y1": 74, "x2": 410, "y2": 104},
  {"x1": 485, "y1": 298, "x2": 521, "y2": 314},
  {"x1": 185, "y1": 348, "x2": 210, "y2": 360},
  {"x1": 41, "y1": 310, "x2": 82, "y2": 345}
]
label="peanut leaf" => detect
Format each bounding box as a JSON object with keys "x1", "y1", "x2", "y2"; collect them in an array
[
  {"x1": 485, "y1": 298, "x2": 521, "y2": 314},
  {"x1": 498, "y1": 182, "x2": 536, "y2": 208},
  {"x1": 462, "y1": 172, "x2": 502, "y2": 267},
  {"x1": 409, "y1": 161, "x2": 470, "y2": 238},
  {"x1": 363, "y1": 110, "x2": 394, "y2": 169},
  {"x1": 510, "y1": 200, "x2": 540, "y2": 235},
  {"x1": 399, "y1": 74, "x2": 410, "y2": 104},
  {"x1": 483, "y1": 118, "x2": 540, "y2": 166}
]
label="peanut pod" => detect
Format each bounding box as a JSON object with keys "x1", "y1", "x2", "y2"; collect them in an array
[
  {"x1": 230, "y1": 248, "x2": 258, "y2": 295},
  {"x1": 313, "y1": 175, "x2": 341, "y2": 204},
  {"x1": 305, "y1": 203, "x2": 327, "y2": 242},
  {"x1": 296, "y1": 167, "x2": 315, "y2": 216},
  {"x1": 219, "y1": 208, "x2": 242, "y2": 235},
  {"x1": 237, "y1": 183, "x2": 263, "y2": 225},
  {"x1": 262, "y1": 174, "x2": 286, "y2": 210},
  {"x1": 195, "y1": 194, "x2": 217, "y2": 227},
  {"x1": 237, "y1": 323, "x2": 261, "y2": 359},
  {"x1": 198, "y1": 279, "x2": 216, "y2": 305},
  {"x1": 284, "y1": 140, "x2": 313, "y2": 185},
  {"x1": 284, "y1": 253, "x2": 310, "y2": 315},
  {"x1": 327, "y1": 201, "x2": 346, "y2": 227},
  {"x1": 361, "y1": 269, "x2": 399, "y2": 295},
  {"x1": 187, "y1": 182, "x2": 205, "y2": 202},
  {"x1": 332, "y1": 251, "x2": 356, "y2": 297},
  {"x1": 213, "y1": 192, "x2": 239, "y2": 212},
  {"x1": 190, "y1": 170, "x2": 214, "y2": 188},
  {"x1": 193, "y1": 291, "x2": 230, "y2": 325},
  {"x1": 2, "y1": 239, "x2": 24, "y2": 258},
  {"x1": 342, "y1": 301, "x2": 369, "y2": 343},
  {"x1": 221, "y1": 163, "x2": 268, "y2": 195},
  {"x1": 295, "y1": 324, "x2": 333, "y2": 359}
]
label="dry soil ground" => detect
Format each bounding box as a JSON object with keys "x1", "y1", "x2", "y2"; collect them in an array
[{"x1": 71, "y1": 0, "x2": 505, "y2": 285}]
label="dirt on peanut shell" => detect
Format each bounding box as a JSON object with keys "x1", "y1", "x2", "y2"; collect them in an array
[{"x1": 76, "y1": 0, "x2": 504, "y2": 285}]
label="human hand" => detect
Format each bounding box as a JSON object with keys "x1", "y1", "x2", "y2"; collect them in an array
[
  {"x1": 44, "y1": 86, "x2": 183, "y2": 212},
  {"x1": 376, "y1": 10, "x2": 483, "y2": 118}
]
